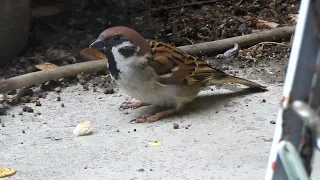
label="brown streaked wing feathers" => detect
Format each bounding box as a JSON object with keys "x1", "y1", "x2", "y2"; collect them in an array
[{"x1": 147, "y1": 40, "x2": 227, "y2": 86}]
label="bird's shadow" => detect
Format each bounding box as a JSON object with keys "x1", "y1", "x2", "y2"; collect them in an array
[{"x1": 134, "y1": 87, "x2": 267, "y2": 122}]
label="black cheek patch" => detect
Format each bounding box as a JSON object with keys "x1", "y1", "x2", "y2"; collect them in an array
[
  {"x1": 118, "y1": 46, "x2": 137, "y2": 58},
  {"x1": 106, "y1": 50, "x2": 120, "y2": 80}
]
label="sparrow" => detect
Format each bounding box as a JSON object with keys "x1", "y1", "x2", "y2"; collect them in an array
[{"x1": 89, "y1": 26, "x2": 266, "y2": 123}]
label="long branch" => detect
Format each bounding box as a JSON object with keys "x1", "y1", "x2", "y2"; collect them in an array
[{"x1": 0, "y1": 26, "x2": 295, "y2": 94}]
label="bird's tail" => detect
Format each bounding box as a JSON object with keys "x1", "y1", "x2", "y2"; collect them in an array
[{"x1": 206, "y1": 75, "x2": 267, "y2": 89}]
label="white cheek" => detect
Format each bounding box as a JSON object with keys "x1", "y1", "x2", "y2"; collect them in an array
[{"x1": 111, "y1": 43, "x2": 147, "y2": 73}]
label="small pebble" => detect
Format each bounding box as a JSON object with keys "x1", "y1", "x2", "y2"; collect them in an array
[
  {"x1": 7, "y1": 89, "x2": 17, "y2": 95},
  {"x1": 54, "y1": 87, "x2": 62, "y2": 93},
  {"x1": 1, "y1": 123, "x2": 5, "y2": 127},
  {"x1": 0, "y1": 104, "x2": 8, "y2": 115},
  {"x1": 84, "y1": 166, "x2": 87, "y2": 169},
  {"x1": 128, "y1": 131, "x2": 130, "y2": 133},
  {"x1": 22, "y1": 106, "x2": 33, "y2": 113},
  {"x1": 57, "y1": 96, "x2": 61, "y2": 101},
  {"x1": 270, "y1": 120, "x2": 276, "y2": 124},
  {"x1": 83, "y1": 85, "x2": 89, "y2": 91},
  {"x1": 18, "y1": 112, "x2": 23, "y2": 115},
  {"x1": 149, "y1": 169, "x2": 153, "y2": 171},
  {"x1": 12, "y1": 114, "x2": 15, "y2": 117},
  {"x1": 79, "y1": 79, "x2": 86, "y2": 85},
  {"x1": 173, "y1": 123, "x2": 179, "y2": 129},
  {"x1": 137, "y1": 168, "x2": 144, "y2": 172},
  {"x1": 93, "y1": 87, "x2": 97, "y2": 92},
  {"x1": 22, "y1": 130, "x2": 26, "y2": 133},
  {"x1": 61, "y1": 103, "x2": 65, "y2": 108},
  {"x1": 133, "y1": 129, "x2": 136, "y2": 132},
  {"x1": 262, "y1": 99, "x2": 266, "y2": 103},
  {"x1": 35, "y1": 100, "x2": 42, "y2": 106},
  {"x1": 185, "y1": 126, "x2": 189, "y2": 129},
  {"x1": 103, "y1": 87, "x2": 114, "y2": 94},
  {"x1": 116, "y1": 129, "x2": 120, "y2": 132}
]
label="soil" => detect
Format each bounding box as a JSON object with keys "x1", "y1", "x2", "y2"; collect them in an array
[{"x1": 0, "y1": 0, "x2": 299, "y2": 100}]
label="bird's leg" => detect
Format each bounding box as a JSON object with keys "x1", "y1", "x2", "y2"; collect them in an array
[
  {"x1": 134, "y1": 108, "x2": 178, "y2": 123},
  {"x1": 119, "y1": 101, "x2": 150, "y2": 111}
]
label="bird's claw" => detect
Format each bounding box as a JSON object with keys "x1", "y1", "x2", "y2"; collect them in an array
[
  {"x1": 129, "y1": 115, "x2": 158, "y2": 123},
  {"x1": 119, "y1": 101, "x2": 147, "y2": 111}
]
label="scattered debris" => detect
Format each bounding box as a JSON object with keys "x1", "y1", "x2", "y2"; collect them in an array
[
  {"x1": 173, "y1": 123, "x2": 180, "y2": 129},
  {"x1": 148, "y1": 140, "x2": 162, "y2": 146},
  {"x1": 0, "y1": 104, "x2": 8, "y2": 115},
  {"x1": 223, "y1": 43, "x2": 240, "y2": 57},
  {"x1": 22, "y1": 106, "x2": 34, "y2": 113},
  {"x1": 0, "y1": 168, "x2": 16, "y2": 178},
  {"x1": 137, "y1": 168, "x2": 145, "y2": 172},
  {"x1": 54, "y1": 87, "x2": 62, "y2": 93},
  {"x1": 35, "y1": 62, "x2": 58, "y2": 71},
  {"x1": 73, "y1": 121, "x2": 91, "y2": 136},
  {"x1": 256, "y1": 19, "x2": 280, "y2": 29},
  {"x1": 103, "y1": 87, "x2": 114, "y2": 94},
  {"x1": 79, "y1": 48, "x2": 106, "y2": 60},
  {"x1": 35, "y1": 100, "x2": 42, "y2": 106},
  {"x1": 45, "y1": 137, "x2": 63, "y2": 141}
]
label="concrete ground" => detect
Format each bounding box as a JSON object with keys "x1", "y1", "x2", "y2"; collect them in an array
[{"x1": 1, "y1": 75, "x2": 320, "y2": 180}]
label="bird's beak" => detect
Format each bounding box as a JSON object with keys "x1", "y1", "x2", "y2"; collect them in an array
[{"x1": 89, "y1": 38, "x2": 106, "y2": 51}]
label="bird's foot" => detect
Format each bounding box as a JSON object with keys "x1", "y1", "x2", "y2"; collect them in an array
[
  {"x1": 130, "y1": 109, "x2": 177, "y2": 123},
  {"x1": 119, "y1": 101, "x2": 149, "y2": 111}
]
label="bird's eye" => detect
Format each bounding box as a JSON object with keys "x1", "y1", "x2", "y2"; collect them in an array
[{"x1": 113, "y1": 34, "x2": 122, "y2": 40}]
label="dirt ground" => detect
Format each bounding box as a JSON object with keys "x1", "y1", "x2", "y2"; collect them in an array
[{"x1": 2, "y1": 0, "x2": 315, "y2": 179}]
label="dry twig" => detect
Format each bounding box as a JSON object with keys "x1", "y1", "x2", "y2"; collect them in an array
[{"x1": 148, "y1": 0, "x2": 222, "y2": 12}]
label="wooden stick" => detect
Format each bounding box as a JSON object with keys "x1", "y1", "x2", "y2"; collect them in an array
[
  {"x1": 0, "y1": 26, "x2": 295, "y2": 94},
  {"x1": 148, "y1": 0, "x2": 222, "y2": 12},
  {"x1": 0, "y1": 60, "x2": 108, "y2": 93},
  {"x1": 178, "y1": 26, "x2": 295, "y2": 55}
]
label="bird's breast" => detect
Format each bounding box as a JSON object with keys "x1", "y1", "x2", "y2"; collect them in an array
[{"x1": 115, "y1": 67, "x2": 178, "y2": 107}]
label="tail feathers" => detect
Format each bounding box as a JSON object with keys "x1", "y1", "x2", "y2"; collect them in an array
[{"x1": 207, "y1": 75, "x2": 267, "y2": 90}]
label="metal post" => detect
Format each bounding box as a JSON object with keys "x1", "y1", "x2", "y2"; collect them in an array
[{"x1": 265, "y1": 0, "x2": 320, "y2": 179}]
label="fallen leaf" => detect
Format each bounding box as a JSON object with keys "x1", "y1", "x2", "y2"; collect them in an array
[
  {"x1": 0, "y1": 168, "x2": 16, "y2": 178},
  {"x1": 73, "y1": 121, "x2": 91, "y2": 136},
  {"x1": 148, "y1": 140, "x2": 162, "y2": 146},
  {"x1": 35, "y1": 62, "x2": 58, "y2": 70},
  {"x1": 256, "y1": 19, "x2": 279, "y2": 29},
  {"x1": 80, "y1": 48, "x2": 106, "y2": 60}
]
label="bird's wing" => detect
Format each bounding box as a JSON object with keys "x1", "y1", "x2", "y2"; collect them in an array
[{"x1": 146, "y1": 40, "x2": 227, "y2": 86}]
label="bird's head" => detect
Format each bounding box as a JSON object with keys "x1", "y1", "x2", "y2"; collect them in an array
[{"x1": 89, "y1": 26, "x2": 151, "y2": 66}]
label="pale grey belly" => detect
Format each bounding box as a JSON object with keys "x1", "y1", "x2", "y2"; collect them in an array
[{"x1": 116, "y1": 78, "x2": 179, "y2": 107}]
